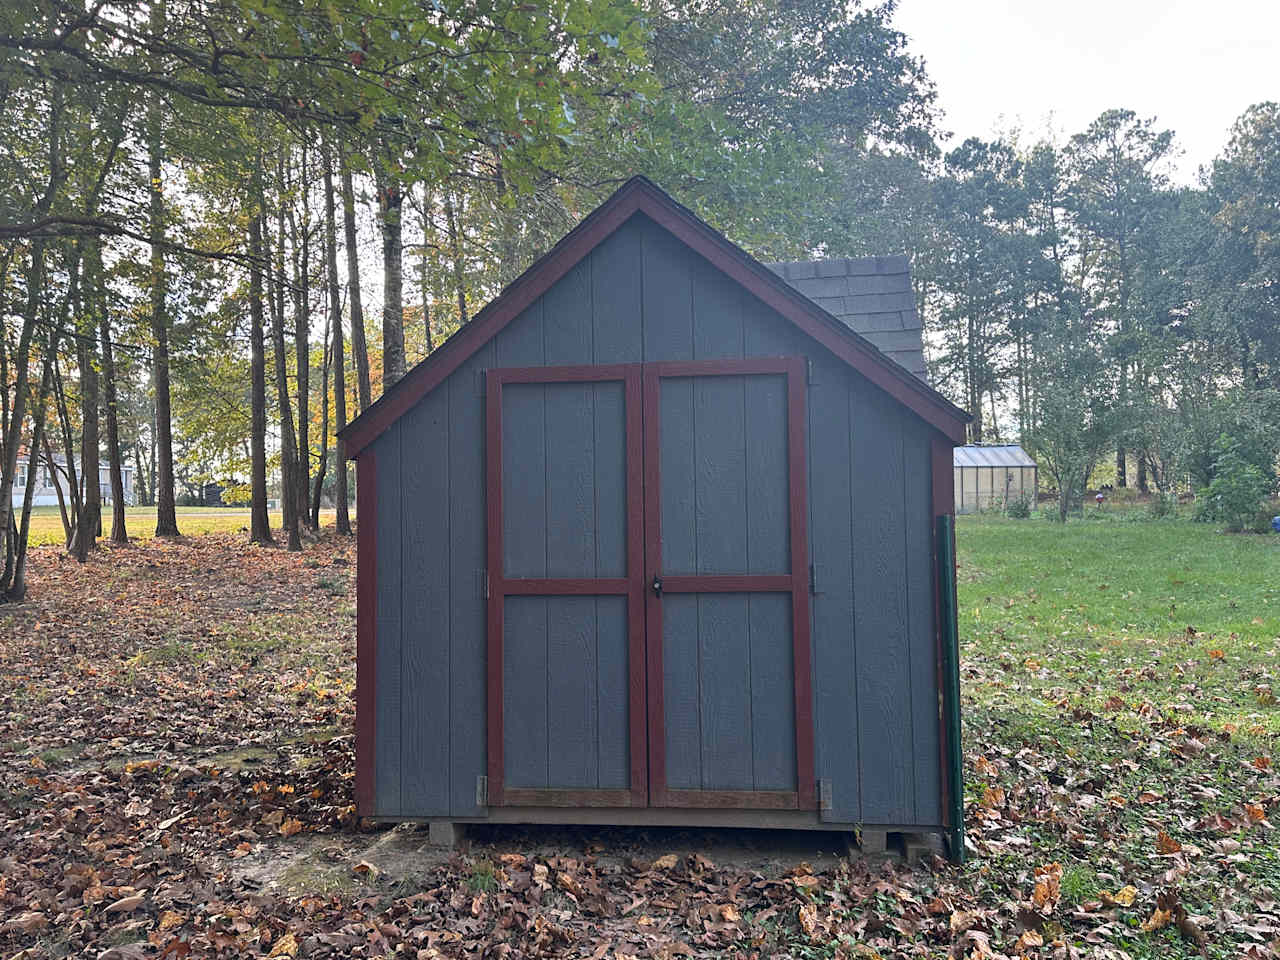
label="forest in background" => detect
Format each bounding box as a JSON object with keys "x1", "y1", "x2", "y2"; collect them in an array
[{"x1": 2, "y1": 0, "x2": 1278, "y2": 598}]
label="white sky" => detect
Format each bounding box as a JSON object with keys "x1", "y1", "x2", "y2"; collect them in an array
[{"x1": 890, "y1": 0, "x2": 1280, "y2": 183}]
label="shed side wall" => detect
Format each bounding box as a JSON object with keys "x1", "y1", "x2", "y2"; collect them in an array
[{"x1": 372, "y1": 213, "x2": 942, "y2": 826}]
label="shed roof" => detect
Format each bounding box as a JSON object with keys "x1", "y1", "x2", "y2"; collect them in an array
[
  {"x1": 767, "y1": 258, "x2": 927, "y2": 381},
  {"x1": 953, "y1": 444, "x2": 1037, "y2": 468},
  {"x1": 340, "y1": 177, "x2": 970, "y2": 457}
]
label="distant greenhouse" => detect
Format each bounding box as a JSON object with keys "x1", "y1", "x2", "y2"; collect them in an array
[{"x1": 954, "y1": 444, "x2": 1037, "y2": 514}]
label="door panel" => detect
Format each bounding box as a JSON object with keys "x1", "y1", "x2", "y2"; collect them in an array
[
  {"x1": 487, "y1": 366, "x2": 645, "y2": 807},
  {"x1": 645, "y1": 359, "x2": 815, "y2": 810},
  {"x1": 487, "y1": 358, "x2": 813, "y2": 811}
]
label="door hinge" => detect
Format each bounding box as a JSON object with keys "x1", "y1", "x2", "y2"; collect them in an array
[
  {"x1": 479, "y1": 569, "x2": 490, "y2": 599},
  {"x1": 819, "y1": 778, "x2": 832, "y2": 812},
  {"x1": 806, "y1": 357, "x2": 814, "y2": 385},
  {"x1": 476, "y1": 775, "x2": 488, "y2": 807},
  {"x1": 476, "y1": 368, "x2": 487, "y2": 396},
  {"x1": 809, "y1": 562, "x2": 818, "y2": 595}
]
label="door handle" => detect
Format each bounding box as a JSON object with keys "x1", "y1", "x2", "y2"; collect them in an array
[{"x1": 651, "y1": 575, "x2": 663, "y2": 598}]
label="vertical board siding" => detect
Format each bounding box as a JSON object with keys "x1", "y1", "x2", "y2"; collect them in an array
[
  {"x1": 905, "y1": 428, "x2": 942, "y2": 824},
  {"x1": 693, "y1": 375, "x2": 747, "y2": 574},
  {"x1": 502, "y1": 383, "x2": 548, "y2": 578},
  {"x1": 399, "y1": 389, "x2": 451, "y2": 816},
  {"x1": 744, "y1": 374, "x2": 790, "y2": 575},
  {"x1": 661, "y1": 594, "x2": 701, "y2": 789},
  {"x1": 544, "y1": 383, "x2": 596, "y2": 577},
  {"x1": 850, "y1": 377, "x2": 914, "y2": 824},
  {"x1": 807, "y1": 354, "x2": 860, "y2": 822},
  {"x1": 591, "y1": 227, "x2": 643, "y2": 363},
  {"x1": 447, "y1": 341, "x2": 492, "y2": 817},
  {"x1": 375, "y1": 213, "x2": 942, "y2": 827},
  {"x1": 594, "y1": 596, "x2": 631, "y2": 788},
  {"x1": 503, "y1": 596, "x2": 550, "y2": 787},
  {"x1": 546, "y1": 597, "x2": 599, "y2": 788},
  {"x1": 697, "y1": 593, "x2": 754, "y2": 790},
  {"x1": 641, "y1": 218, "x2": 693, "y2": 362},
  {"x1": 692, "y1": 257, "x2": 744, "y2": 359},
  {"x1": 373, "y1": 428, "x2": 403, "y2": 816},
  {"x1": 748, "y1": 593, "x2": 797, "y2": 790}
]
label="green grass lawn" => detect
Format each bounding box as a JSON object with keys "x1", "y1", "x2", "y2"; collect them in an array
[
  {"x1": 956, "y1": 512, "x2": 1280, "y2": 958},
  {"x1": 24, "y1": 505, "x2": 343, "y2": 546}
]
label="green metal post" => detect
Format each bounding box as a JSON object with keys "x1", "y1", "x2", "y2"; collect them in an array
[{"x1": 936, "y1": 514, "x2": 965, "y2": 863}]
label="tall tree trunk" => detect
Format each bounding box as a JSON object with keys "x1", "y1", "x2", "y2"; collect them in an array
[
  {"x1": 267, "y1": 208, "x2": 302, "y2": 551},
  {"x1": 0, "y1": 83, "x2": 65, "y2": 571},
  {"x1": 9, "y1": 335, "x2": 56, "y2": 600},
  {"x1": 95, "y1": 240, "x2": 128, "y2": 544},
  {"x1": 70, "y1": 243, "x2": 101, "y2": 562},
  {"x1": 444, "y1": 191, "x2": 468, "y2": 324},
  {"x1": 294, "y1": 144, "x2": 312, "y2": 530},
  {"x1": 340, "y1": 155, "x2": 371, "y2": 411},
  {"x1": 311, "y1": 315, "x2": 331, "y2": 527},
  {"x1": 323, "y1": 143, "x2": 351, "y2": 535},
  {"x1": 377, "y1": 156, "x2": 406, "y2": 389},
  {"x1": 248, "y1": 208, "x2": 274, "y2": 546},
  {"x1": 149, "y1": 41, "x2": 179, "y2": 537}
]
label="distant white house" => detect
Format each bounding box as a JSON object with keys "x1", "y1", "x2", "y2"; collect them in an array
[{"x1": 12, "y1": 454, "x2": 135, "y2": 508}]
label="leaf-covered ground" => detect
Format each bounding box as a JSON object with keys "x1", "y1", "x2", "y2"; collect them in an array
[{"x1": 0, "y1": 517, "x2": 1276, "y2": 959}]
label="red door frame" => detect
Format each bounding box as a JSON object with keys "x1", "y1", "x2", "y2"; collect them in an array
[
  {"x1": 485, "y1": 364, "x2": 647, "y2": 807},
  {"x1": 643, "y1": 357, "x2": 816, "y2": 810},
  {"x1": 485, "y1": 357, "x2": 815, "y2": 811}
]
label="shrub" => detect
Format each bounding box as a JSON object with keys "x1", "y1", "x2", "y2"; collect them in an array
[
  {"x1": 1147, "y1": 492, "x2": 1178, "y2": 519},
  {"x1": 220, "y1": 482, "x2": 253, "y2": 506},
  {"x1": 1194, "y1": 434, "x2": 1274, "y2": 532},
  {"x1": 1006, "y1": 491, "x2": 1033, "y2": 519}
]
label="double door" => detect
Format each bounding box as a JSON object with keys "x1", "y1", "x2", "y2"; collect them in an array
[{"x1": 485, "y1": 358, "x2": 813, "y2": 810}]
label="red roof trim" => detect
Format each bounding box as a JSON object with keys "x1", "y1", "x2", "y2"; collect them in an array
[{"x1": 341, "y1": 177, "x2": 969, "y2": 457}]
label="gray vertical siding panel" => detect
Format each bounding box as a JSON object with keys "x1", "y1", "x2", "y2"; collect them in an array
[
  {"x1": 808, "y1": 355, "x2": 860, "y2": 822},
  {"x1": 905, "y1": 425, "x2": 942, "y2": 824},
  {"x1": 698, "y1": 593, "x2": 753, "y2": 790},
  {"x1": 503, "y1": 596, "x2": 549, "y2": 788},
  {"x1": 692, "y1": 258, "x2": 744, "y2": 359},
  {"x1": 593, "y1": 382, "x2": 626, "y2": 578},
  {"x1": 745, "y1": 374, "x2": 790, "y2": 574},
  {"x1": 502, "y1": 383, "x2": 548, "y2": 578},
  {"x1": 544, "y1": 383, "x2": 595, "y2": 577},
  {"x1": 546, "y1": 596, "x2": 599, "y2": 787},
  {"x1": 544, "y1": 260, "x2": 593, "y2": 364},
  {"x1": 659, "y1": 378, "x2": 696, "y2": 574},
  {"x1": 595, "y1": 596, "x2": 630, "y2": 788},
  {"x1": 591, "y1": 225, "x2": 643, "y2": 363},
  {"x1": 496, "y1": 297, "x2": 545, "y2": 367},
  {"x1": 748, "y1": 593, "x2": 796, "y2": 790},
  {"x1": 662, "y1": 594, "x2": 701, "y2": 789},
  {"x1": 694, "y1": 375, "x2": 747, "y2": 573},
  {"x1": 399, "y1": 390, "x2": 451, "y2": 816},
  {"x1": 448, "y1": 341, "x2": 492, "y2": 817},
  {"x1": 850, "y1": 377, "x2": 914, "y2": 824},
  {"x1": 374, "y1": 428, "x2": 403, "y2": 816},
  {"x1": 641, "y1": 218, "x2": 693, "y2": 362},
  {"x1": 742, "y1": 292, "x2": 800, "y2": 358}
]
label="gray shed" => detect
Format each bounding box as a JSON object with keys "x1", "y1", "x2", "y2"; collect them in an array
[
  {"x1": 954, "y1": 444, "x2": 1038, "y2": 514},
  {"x1": 340, "y1": 178, "x2": 971, "y2": 855}
]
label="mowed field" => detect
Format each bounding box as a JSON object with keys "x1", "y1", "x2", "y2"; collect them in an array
[
  {"x1": 0, "y1": 513, "x2": 1276, "y2": 958},
  {"x1": 23, "y1": 505, "x2": 343, "y2": 546}
]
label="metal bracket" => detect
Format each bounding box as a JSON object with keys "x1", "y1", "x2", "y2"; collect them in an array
[
  {"x1": 479, "y1": 569, "x2": 489, "y2": 599},
  {"x1": 819, "y1": 778, "x2": 832, "y2": 812},
  {"x1": 475, "y1": 775, "x2": 488, "y2": 807},
  {"x1": 809, "y1": 563, "x2": 818, "y2": 595}
]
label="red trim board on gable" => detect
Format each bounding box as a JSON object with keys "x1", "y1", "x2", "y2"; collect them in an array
[{"x1": 339, "y1": 177, "x2": 970, "y2": 460}]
